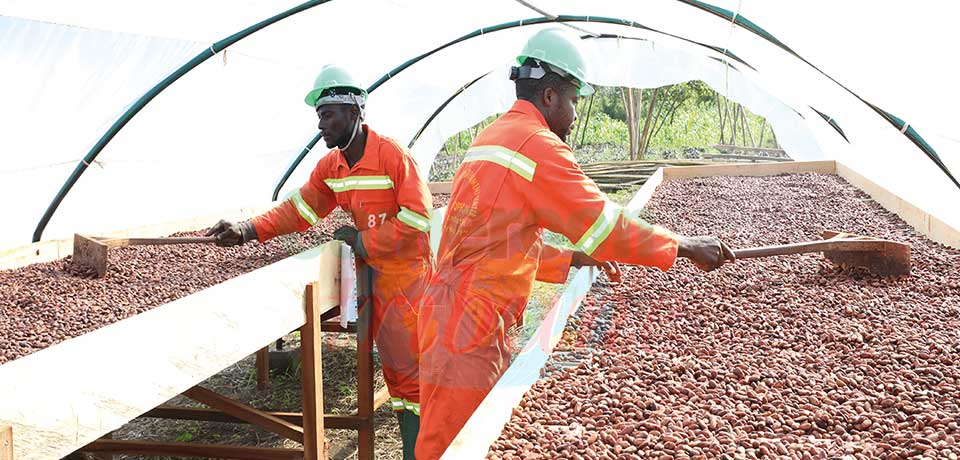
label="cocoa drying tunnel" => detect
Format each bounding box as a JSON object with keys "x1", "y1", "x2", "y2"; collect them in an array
[{"x1": 2, "y1": 1, "x2": 959, "y2": 459}]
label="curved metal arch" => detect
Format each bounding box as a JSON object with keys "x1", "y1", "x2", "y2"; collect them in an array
[
  {"x1": 273, "y1": 14, "x2": 767, "y2": 200},
  {"x1": 272, "y1": 15, "x2": 552, "y2": 201},
  {"x1": 674, "y1": 0, "x2": 958, "y2": 189},
  {"x1": 811, "y1": 107, "x2": 850, "y2": 143},
  {"x1": 407, "y1": 71, "x2": 493, "y2": 150},
  {"x1": 404, "y1": 32, "x2": 759, "y2": 155},
  {"x1": 36, "y1": 3, "x2": 954, "y2": 243},
  {"x1": 32, "y1": 0, "x2": 337, "y2": 242},
  {"x1": 282, "y1": 8, "x2": 960, "y2": 196}
]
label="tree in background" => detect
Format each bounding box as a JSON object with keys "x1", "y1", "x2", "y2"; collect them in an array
[{"x1": 433, "y1": 80, "x2": 781, "y2": 180}]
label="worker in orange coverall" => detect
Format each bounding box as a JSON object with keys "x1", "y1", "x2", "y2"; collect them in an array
[
  {"x1": 207, "y1": 65, "x2": 430, "y2": 459},
  {"x1": 415, "y1": 29, "x2": 736, "y2": 459}
]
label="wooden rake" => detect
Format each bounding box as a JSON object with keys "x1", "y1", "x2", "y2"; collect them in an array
[
  {"x1": 733, "y1": 231, "x2": 911, "y2": 277},
  {"x1": 72, "y1": 234, "x2": 217, "y2": 278}
]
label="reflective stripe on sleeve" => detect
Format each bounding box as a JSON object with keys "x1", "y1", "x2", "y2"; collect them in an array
[
  {"x1": 575, "y1": 200, "x2": 621, "y2": 255},
  {"x1": 462, "y1": 145, "x2": 537, "y2": 181},
  {"x1": 290, "y1": 191, "x2": 320, "y2": 225},
  {"x1": 397, "y1": 207, "x2": 431, "y2": 232}
]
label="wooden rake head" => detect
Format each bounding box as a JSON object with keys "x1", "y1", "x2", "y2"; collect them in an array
[
  {"x1": 72, "y1": 234, "x2": 111, "y2": 278},
  {"x1": 820, "y1": 231, "x2": 911, "y2": 277}
]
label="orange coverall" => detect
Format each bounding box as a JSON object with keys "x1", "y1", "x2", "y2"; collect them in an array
[
  {"x1": 416, "y1": 101, "x2": 679, "y2": 459},
  {"x1": 253, "y1": 126, "x2": 432, "y2": 413}
]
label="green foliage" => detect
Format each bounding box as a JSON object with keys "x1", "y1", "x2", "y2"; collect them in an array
[
  {"x1": 573, "y1": 81, "x2": 778, "y2": 152},
  {"x1": 592, "y1": 86, "x2": 626, "y2": 121},
  {"x1": 429, "y1": 79, "x2": 780, "y2": 180},
  {"x1": 175, "y1": 424, "x2": 200, "y2": 443},
  {"x1": 575, "y1": 111, "x2": 628, "y2": 146}
]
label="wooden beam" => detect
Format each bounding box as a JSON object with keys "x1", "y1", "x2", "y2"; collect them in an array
[
  {"x1": 372, "y1": 386, "x2": 391, "y2": 411},
  {"x1": 356, "y1": 264, "x2": 375, "y2": 460},
  {"x1": 661, "y1": 160, "x2": 836, "y2": 180},
  {"x1": 81, "y1": 440, "x2": 302, "y2": 460},
  {"x1": 711, "y1": 144, "x2": 787, "y2": 155},
  {"x1": 0, "y1": 241, "x2": 342, "y2": 460},
  {"x1": 584, "y1": 173, "x2": 655, "y2": 181},
  {"x1": 320, "y1": 322, "x2": 357, "y2": 333},
  {"x1": 144, "y1": 406, "x2": 301, "y2": 424},
  {"x1": 428, "y1": 182, "x2": 452, "y2": 194},
  {"x1": 182, "y1": 386, "x2": 303, "y2": 443},
  {"x1": 1, "y1": 426, "x2": 12, "y2": 460},
  {"x1": 319, "y1": 305, "x2": 341, "y2": 322},
  {"x1": 302, "y1": 282, "x2": 332, "y2": 460},
  {"x1": 90, "y1": 431, "x2": 112, "y2": 460},
  {"x1": 702, "y1": 153, "x2": 791, "y2": 162},
  {"x1": 256, "y1": 346, "x2": 271, "y2": 390},
  {"x1": 140, "y1": 407, "x2": 370, "y2": 430},
  {"x1": 581, "y1": 159, "x2": 705, "y2": 167}
]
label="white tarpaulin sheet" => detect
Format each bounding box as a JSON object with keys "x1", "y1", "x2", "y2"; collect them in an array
[{"x1": 1, "y1": 0, "x2": 958, "y2": 248}]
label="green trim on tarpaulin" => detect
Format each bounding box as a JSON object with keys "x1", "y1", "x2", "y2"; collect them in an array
[
  {"x1": 811, "y1": 107, "x2": 849, "y2": 143},
  {"x1": 274, "y1": 14, "x2": 762, "y2": 199},
  {"x1": 407, "y1": 71, "x2": 492, "y2": 149},
  {"x1": 34, "y1": 3, "x2": 958, "y2": 242},
  {"x1": 32, "y1": 0, "x2": 337, "y2": 242},
  {"x1": 873, "y1": 106, "x2": 958, "y2": 188},
  {"x1": 674, "y1": 0, "x2": 958, "y2": 189},
  {"x1": 583, "y1": 33, "x2": 755, "y2": 72},
  {"x1": 680, "y1": 0, "x2": 791, "y2": 52}
]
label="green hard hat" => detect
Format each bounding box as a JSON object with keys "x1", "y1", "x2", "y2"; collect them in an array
[
  {"x1": 517, "y1": 28, "x2": 594, "y2": 96},
  {"x1": 304, "y1": 65, "x2": 367, "y2": 107}
]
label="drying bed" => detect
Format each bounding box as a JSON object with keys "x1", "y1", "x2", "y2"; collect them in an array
[
  {"x1": 0, "y1": 194, "x2": 449, "y2": 365},
  {"x1": 488, "y1": 173, "x2": 960, "y2": 459}
]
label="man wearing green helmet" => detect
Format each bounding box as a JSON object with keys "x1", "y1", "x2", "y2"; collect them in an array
[
  {"x1": 416, "y1": 28, "x2": 734, "y2": 458},
  {"x1": 207, "y1": 64, "x2": 432, "y2": 459}
]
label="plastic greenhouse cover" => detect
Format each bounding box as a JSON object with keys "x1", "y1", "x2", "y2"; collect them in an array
[{"x1": 1, "y1": 0, "x2": 958, "y2": 249}]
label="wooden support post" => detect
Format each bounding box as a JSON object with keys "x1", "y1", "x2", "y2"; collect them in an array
[
  {"x1": 301, "y1": 282, "x2": 327, "y2": 460},
  {"x1": 256, "y1": 345, "x2": 270, "y2": 390},
  {"x1": 356, "y1": 263, "x2": 375, "y2": 460},
  {"x1": 1, "y1": 426, "x2": 12, "y2": 460}
]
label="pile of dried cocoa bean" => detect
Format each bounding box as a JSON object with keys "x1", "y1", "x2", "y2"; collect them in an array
[
  {"x1": 0, "y1": 194, "x2": 449, "y2": 364},
  {"x1": 489, "y1": 174, "x2": 959, "y2": 459}
]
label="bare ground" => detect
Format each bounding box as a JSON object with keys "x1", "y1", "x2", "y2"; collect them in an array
[{"x1": 101, "y1": 331, "x2": 404, "y2": 460}]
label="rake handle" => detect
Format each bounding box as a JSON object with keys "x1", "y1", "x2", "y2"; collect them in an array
[
  {"x1": 733, "y1": 238, "x2": 890, "y2": 259},
  {"x1": 107, "y1": 236, "x2": 217, "y2": 247}
]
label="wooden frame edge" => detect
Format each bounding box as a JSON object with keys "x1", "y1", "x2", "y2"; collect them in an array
[
  {"x1": 1, "y1": 426, "x2": 12, "y2": 460},
  {"x1": 658, "y1": 159, "x2": 959, "y2": 248},
  {"x1": 661, "y1": 160, "x2": 836, "y2": 180},
  {"x1": 0, "y1": 205, "x2": 273, "y2": 270},
  {"x1": 835, "y1": 162, "x2": 960, "y2": 249},
  {"x1": 428, "y1": 182, "x2": 452, "y2": 194}
]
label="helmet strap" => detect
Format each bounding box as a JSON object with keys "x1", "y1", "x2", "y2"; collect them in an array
[
  {"x1": 510, "y1": 60, "x2": 584, "y2": 93},
  {"x1": 339, "y1": 107, "x2": 363, "y2": 151},
  {"x1": 511, "y1": 63, "x2": 549, "y2": 81}
]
